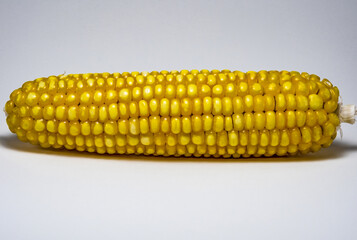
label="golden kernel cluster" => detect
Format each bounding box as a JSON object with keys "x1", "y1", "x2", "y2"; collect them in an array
[{"x1": 5, "y1": 70, "x2": 340, "y2": 158}]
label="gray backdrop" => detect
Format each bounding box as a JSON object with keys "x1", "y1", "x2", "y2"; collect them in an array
[{"x1": 1, "y1": 0, "x2": 357, "y2": 239}]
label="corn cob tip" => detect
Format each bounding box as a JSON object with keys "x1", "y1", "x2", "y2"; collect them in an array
[{"x1": 340, "y1": 104, "x2": 357, "y2": 124}]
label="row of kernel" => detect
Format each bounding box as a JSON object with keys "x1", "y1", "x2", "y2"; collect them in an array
[
  {"x1": 14, "y1": 76, "x2": 336, "y2": 106},
  {"x1": 16, "y1": 122, "x2": 335, "y2": 150},
  {"x1": 22, "y1": 70, "x2": 325, "y2": 96},
  {"x1": 28, "y1": 71, "x2": 225, "y2": 94},
  {"x1": 29, "y1": 79, "x2": 329, "y2": 102},
  {"x1": 12, "y1": 94, "x2": 338, "y2": 126},
  {"x1": 20, "y1": 70, "x2": 330, "y2": 95},
  {"x1": 37, "y1": 131, "x2": 326, "y2": 158},
  {"x1": 12, "y1": 109, "x2": 336, "y2": 136},
  {"x1": 39, "y1": 137, "x2": 303, "y2": 158},
  {"x1": 16, "y1": 123, "x2": 331, "y2": 157}
]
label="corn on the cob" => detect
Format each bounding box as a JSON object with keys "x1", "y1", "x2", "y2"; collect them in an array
[{"x1": 4, "y1": 70, "x2": 348, "y2": 158}]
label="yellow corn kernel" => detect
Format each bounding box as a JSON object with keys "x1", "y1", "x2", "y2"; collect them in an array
[
  {"x1": 225, "y1": 116, "x2": 233, "y2": 131},
  {"x1": 296, "y1": 81, "x2": 309, "y2": 96},
  {"x1": 222, "y1": 97, "x2": 233, "y2": 115},
  {"x1": 165, "y1": 84, "x2": 176, "y2": 99},
  {"x1": 89, "y1": 105, "x2": 99, "y2": 121},
  {"x1": 167, "y1": 133, "x2": 177, "y2": 146},
  {"x1": 78, "y1": 106, "x2": 89, "y2": 122},
  {"x1": 132, "y1": 87, "x2": 142, "y2": 101},
  {"x1": 253, "y1": 95, "x2": 265, "y2": 112},
  {"x1": 212, "y1": 85, "x2": 224, "y2": 97},
  {"x1": 161, "y1": 117, "x2": 170, "y2": 133},
  {"x1": 244, "y1": 113, "x2": 254, "y2": 130},
  {"x1": 266, "y1": 111, "x2": 276, "y2": 130},
  {"x1": 276, "y1": 112, "x2": 286, "y2": 130},
  {"x1": 55, "y1": 106, "x2": 67, "y2": 121},
  {"x1": 192, "y1": 132, "x2": 204, "y2": 145},
  {"x1": 213, "y1": 115, "x2": 224, "y2": 132},
  {"x1": 106, "y1": 90, "x2": 118, "y2": 104},
  {"x1": 316, "y1": 110, "x2": 328, "y2": 125},
  {"x1": 127, "y1": 134, "x2": 139, "y2": 146},
  {"x1": 81, "y1": 121, "x2": 91, "y2": 136},
  {"x1": 181, "y1": 98, "x2": 192, "y2": 116},
  {"x1": 244, "y1": 95, "x2": 254, "y2": 112},
  {"x1": 328, "y1": 113, "x2": 340, "y2": 126},
  {"x1": 276, "y1": 94, "x2": 286, "y2": 111},
  {"x1": 192, "y1": 98, "x2": 202, "y2": 115},
  {"x1": 301, "y1": 127, "x2": 312, "y2": 143},
  {"x1": 306, "y1": 110, "x2": 317, "y2": 127},
  {"x1": 143, "y1": 86, "x2": 154, "y2": 100},
  {"x1": 254, "y1": 112, "x2": 265, "y2": 130},
  {"x1": 39, "y1": 93, "x2": 51, "y2": 106},
  {"x1": 212, "y1": 97, "x2": 222, "y2": 115},
  {"x1": 92, "y1": 122, "x2": 103, "y2": 135},
  {"x1": 178, "y1": 133, "x2": 191, "y2": 145},
  {"x1": 25, "y1": 92, "x2": 39, "y2": 106},
  {"x1": 192, "y1": 115, "x2": 203, "y2": 132},
  {"x1": 225, "y1": 83, "x2": 236, "y2": 97},
  {"x1": 203, "y1": 114, "x2": 213, "y2": 131},
  {"x1": 53, "y1": 93, "x2": 65, "y2": 106},
  {"x1": 207, "y1": 75, "x2": 217, "y2": 86},
  {"x1": 270, "y1": 129, "x2": 280, "y2": 147},
  {"x1": 69, "y1": 122, "x2": 80, "y2": 136},
  {"x1": 290, "y1": 128, "x2": 302, "y2": 145},
  {"x1": 312, "y1": 125, "x2": 322, "y2": 142},
  {"x1": 286, "y1": 94, "x2": 296, "y2": 110},
  {"x1": 296, "y1": 110, "x2": 306, "y2": 127},
  {"x1": 233, "y1": 113, "x2": 244, "y2": 131},
  {"x1": 119, "y1": 88, "x2": 131, "y2": 102},
  {"x1": 128, "y1": 118, "x2": 140, "y2": 135},
  {"x1": 264, "y1": 95, "x2": 275, "y2": 111},
  {"x1": 118, "y1": 119, "x2": 129, "y2": 135},
  {"x1": 249, "y1": 130, "x2": 259, "y2": 146},
  {"x1": 148, "y1": 116, "x2": 160, "y2": 133},
  {"x1": 58, "y1": 121, "x2": 69, "y2": 135},
  {"x1": 115, "y1": 134, "x2": 126, "y2": 147},
  {"x1": 239, "y1": 130, "x2": 248, "y2": 146},
  {"x1": 108, "y1": 103, "x2": 119, "y2": 120},
  {"x1": 318, "y1": 87, "x2": 331, "y2": 101},
  {"x1": 34, "y1": 119, "x2": 46, "y2": 132},
  {"x1": 217, "y1": 131, "x2": 228, "y2": 147},
  {"x1": 296, "y1": 95, "x2": 309, "y2": 111},
  {"x1": 171, "y1": 117, "x2": 181, "y2": 134},
  {"x1": 232, "y1": 96, "x2": 244, "y2": 114},
  {"x1": 324, "y1": 100, "x2": 338, "y2": 113},
  {"x1": 104, "y1": 121, "x2": 118, "y2": 135},
  {"x1": 30, "y1": 106, "x2": 42, "y2": 119},
  {"x1": 170, "y1": 99, "x2": 180, "y2": 117},
  {"x1": 286, "y1": 111, "x2": 296, "y2": 128},
  {"x1": 187, "y1": 84, "x2": 198, "y2": 98},
  {"x1": 99, "y1": 106, "x2": 108, "y2": 122},
  {"x1": 280, "y1": 130, "x2": 290, "y2": 147},
  {"x1": 228, "y1": 131, "x2": 238, "y2": 146},
  {"x1": 149, "y1": 99, "x2": 159, "y2": 115},
  {"x1": 181, "y1": 117, "x2": 192, "y2": 134},
  {"x1": 177, "y1": 84, "x2": 187, "y2": 98},
  {"x1": 322, "y1": 122, "x2": 335, "y2": 136},
  {"x1": 68, "y1": 106, "x2": 78, "y2": 121},
  {"x1": 260, "y1": 130, "x2": 269, "y2": 147},
  {"x1": 309, "y1": 94, "x2": 323, "y2": 110},
  {"x1": 129, "y1": 102, "x2": 139, "y2": 118}
]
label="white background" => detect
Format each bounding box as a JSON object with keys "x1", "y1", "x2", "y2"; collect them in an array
[{"x1": 1, "y1": 0, "x2": 357, "y2": 239}]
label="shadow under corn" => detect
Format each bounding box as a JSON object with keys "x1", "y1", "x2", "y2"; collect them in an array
[{"x1": 0, "y1": 134, "x2": 355, "y2": 163}]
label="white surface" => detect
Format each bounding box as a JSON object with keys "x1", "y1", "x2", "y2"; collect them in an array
[{"x1": 1, "y1": 0, "x2": 357, "y2": 239}]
